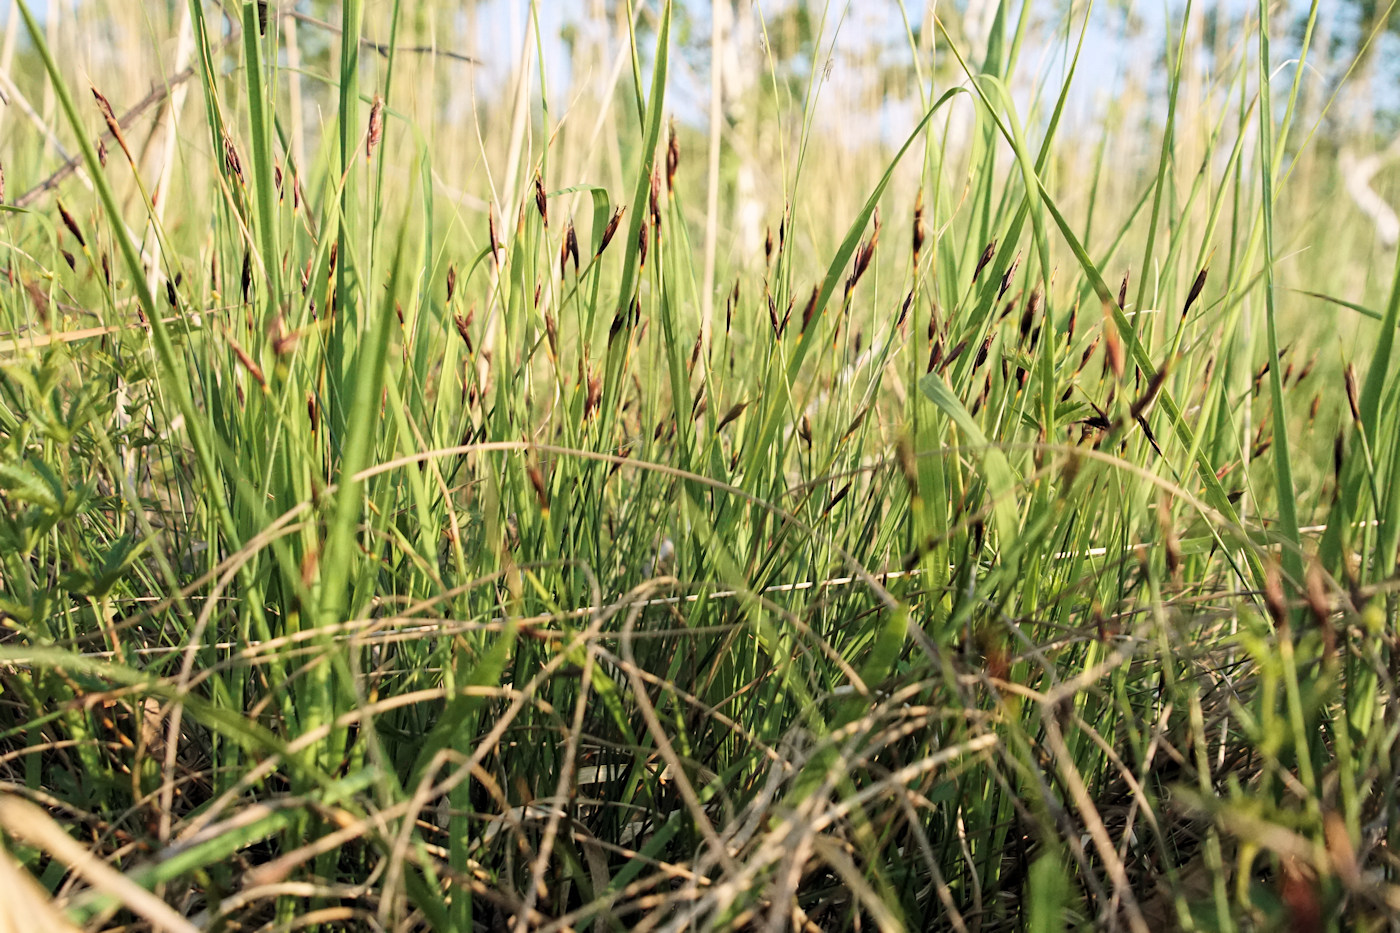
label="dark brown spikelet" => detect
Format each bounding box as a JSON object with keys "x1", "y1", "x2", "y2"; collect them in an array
[
  {"x1": 566, "y1": 220, "x2": 580, "y2": 275},
  {"x1": 800, "y1": 286, "x2": 820, "y2": 336},
  {"x1": 1129, "y1": 361, "x2": 1172, "y2": 423},
  {"x1": 1344, "y1": 364, "x2": 1361, "y2": 424},
  {"x1": 688, "y1": 332, "x2": 703, "y2": 371},
  {"x1": 453, "y1": 309, "x2": 474, "y2": 351},
  {"x1": 544, "y1": 312, "x2": 559, "y2": 360},
  {"x1": 1182, "y1": 265, "x2": 1208, "y2": 318},
  {"x1": 845, "y1": 208, "x2": 880, "y2": 297},
  {"x1": 97, "y1": 139, "x2": 108, "y2": 168},
  {"x1": 307, "y1": 392, "x2": 319, "y2": 433},
  {"x1": 766, "y1": 292, "x2": 781, "y2": 337},
  {"x1": 227, "y1": 335, "x2": 267, "y2": 392},
  {"x1": 997, "y1": 251, "x2": 1021, "y2": 300},
  {"x1": 1251, "y1": 359, "x2": 1272, "y2": 395},
  {"x1": 533, "y1": 170, "x2": 548, "y2": 226},
  {"x1": 61, "y1": 249, "x2": 76, "y2": 271},
  {"x1": 366, "y1": 94, "x2": 384, "y2": 161},
  {"x1": 274, "y1": 163, "x2": 285, "y2": 201},
  {"x1": 598, "y1": 206, "x2": 624, "y2": 255},
  {"x1": 446, "y1": 264, "x2": 457, "y2": 302},
  {"x1": 912, "y1": 187, "x2": 926, "y2": 266},
  {"x1": 583, "y1": 369, "x2": 602, "y2": 421},
  {"x1": 637, "y1": 222, "x2": 649, "y2": 269},
  {"x1": 1310, "y1": 394, "x2": 1321, "y2": 421},
  {"x1": 972, "y1": 240, "x2": 996, "y2": 283},
  {"x1": 489, "y1": 209, "x2": 501, "y2": 264},
  {"x1": 241, "y1": 250, "x2": 253, "y2": 302},
  {"x1": 926, "y1": 339, "x2": 943, "y2": 373},
  {"x1": 798, "y1": 413, "x2": 813, "y2": 448},
  {"x1": 716, "y1": 401, "x2": 748, "y2": 431},
  {"x1": 101, "y1": 251, "x2": 112, "y2": 286},
  {"x1": 764, "y1": 227, "x2": 774, "y2": 266},
  {"x1": 1163, "y1": 514, "x2": 1183, "y2": 582},
  {"x1": 896, "y1": 290, "x2": 914, "y2": 333},
  {"x1": 822, "y1": 482, "x2": 852, "y2": 517},
  {"x1": 649, "y1": 168, "x2": 663, "y2": 229},
  {"x1": 941, "y1": 338, "x2": 967, "y2": 371},
  {"x1": 222, "y1": 134, "x2": 244, "y2": 184},
  {"x1": 56, "y1": 200, "x2": 86, "y2": 248},
  {"x1": 1333, "y1": 430, "x2": 1346, "y2": 480},
  {"x1": 666, "y1": 120, "x2": 680, "y2": 193},
  {"x1": 1066, "y1": 301, "x2": 1078, "y2": 346},
  {"x1": 91, "y1": 86, "x2": 134, "y2": 165},
  {"x1": 1296, "y1": 352, "x2": 1318, "y2": 384},
  {"x1": 166, "y1": 277, "x2": 178, "y2": 308},
  {"x1": 974, "y1": 334, "x2": 992, "y2": 368},
  {"x1": 1117, "y1": 269, "x2": 1130, "y2": 309},
  {"x1": 1019, "y1": 288, "x2": 1040, "y2": 344},
  {"x1": 527, "y1": 463, "x2": 550, "y2": 515}
]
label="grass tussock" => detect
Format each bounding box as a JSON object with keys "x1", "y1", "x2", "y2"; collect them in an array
[{"x1": 1, "y1": 0, "x2": 1400, "y2": 930}]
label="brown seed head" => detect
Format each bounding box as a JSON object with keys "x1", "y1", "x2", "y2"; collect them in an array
[
  {"x1": 565, "y1": 220, "x2": 580, "y2": 275},
  {"x1": 533, "y1": 170, "x2": 548, "y2": 226},
  {"x1": 366, "y1": 94, "x2": 384, "y2": 161},
  {"x1": 666, "y1": 120, "x2": 680, "y2": 193},
  {"x1": 527, "y1": 463, "x2": 550, "y2": 514},
  {"x1": 1019, "y1": 288, "x2": 1041, "y2": 344},
  {"x1": 598, "y1": 206, "x2": 624, "y2": 255},
  {"x1": 91, "y1": 86, "x2": 134, "y2": 164},
  {"x1": 972, "y1": 240, "x2": 996, "y2": 283},
  {"x1": 912, "y1": 187, "x2": 925, "y2": 266},
  {"x1": 845, "y1": 208, "x2": 880, "y2": 297},
  {"x1": 1344, "y1": 363, "x2": 1361, "y2": 424},
  {"x1": 800, "y1": 286, "x2": 820, "y2": 336},
  {"x1": 1182, "y1": 265, "x2": 1208, "y2": 318},
  {"x1": 649, "y1": 168, "x2": 662, "y2": 229},
  {"x1": 716, "y1": 401, "x2": 748, "y2": 431},
  {"x1": 56, "y1": 200, "x2": 86, "y2": 249},
  {"x1": 997, "y1": 250, "x2": 1021, "y2": 300},
  {"x1": 227, "y1": 334, "x2": 267, "y2": 392}
]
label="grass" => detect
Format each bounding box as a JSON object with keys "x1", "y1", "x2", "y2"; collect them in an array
[{"x1": 1, "y1": 0, "x2": 1399, "y2": 929}]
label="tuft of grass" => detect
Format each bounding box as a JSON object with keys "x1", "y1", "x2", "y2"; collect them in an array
[{"x1": 1, "y1": 1, "x2": 1398, "y2": 930}]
